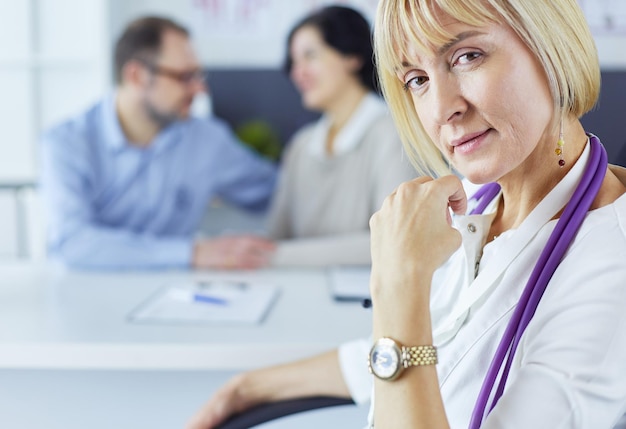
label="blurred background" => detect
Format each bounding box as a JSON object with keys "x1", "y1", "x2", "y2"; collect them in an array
[{"x1": 0, "y1": 0, "x2": 625, "y2": 260}]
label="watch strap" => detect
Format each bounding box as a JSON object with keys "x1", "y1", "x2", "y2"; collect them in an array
[{"x1": 401, "y1": 345, "x2": 438, "y2": 367}]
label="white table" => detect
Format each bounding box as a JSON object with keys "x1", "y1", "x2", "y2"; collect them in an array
[{"x1": 0, "y1": 263, "x2": 372, "y2": 428}]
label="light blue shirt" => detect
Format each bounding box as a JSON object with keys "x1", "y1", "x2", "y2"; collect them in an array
[{"x1": 40, "y1": 94, "x2": 277, "y2": 270}]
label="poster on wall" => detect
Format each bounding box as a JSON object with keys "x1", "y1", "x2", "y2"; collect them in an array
[
  {"x1": 190, "y1": 0, "x2": 379, "y2": 38},
  {"x1": 190, "y1": 0, "x2": 276, "y2": 38},
  {"x1": 297, "y1": 0, "x2": 379, "y2": 20},
  {"x1": 189, "y1": 0, "x2": 380, "y2": 67}
]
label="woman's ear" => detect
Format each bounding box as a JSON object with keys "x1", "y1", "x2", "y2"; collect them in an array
[{"x1": 344, "y1": 55, "x2": 363, "y2": 74}]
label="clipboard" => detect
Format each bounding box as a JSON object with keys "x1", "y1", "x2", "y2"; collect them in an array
[{"x1": 128, "y1": 280, "x2": 279, "y2": 325}]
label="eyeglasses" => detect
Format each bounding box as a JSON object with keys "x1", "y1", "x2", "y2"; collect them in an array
[{"x1": 139, "y1": 60, "x2": 205, "y2": 85}]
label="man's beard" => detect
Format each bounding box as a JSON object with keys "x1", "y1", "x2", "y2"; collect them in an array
[{"x1": 143, "y1": 98, "x2": 184, "y2": 130}]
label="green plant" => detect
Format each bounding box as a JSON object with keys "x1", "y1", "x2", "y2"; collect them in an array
[{"x1": 235, "y1": 120, "x2": 282, "y2": 162}]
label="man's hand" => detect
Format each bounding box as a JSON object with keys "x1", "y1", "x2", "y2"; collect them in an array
[{"x1": 192, "y1": 235, "x2": 276, "y2": 269}]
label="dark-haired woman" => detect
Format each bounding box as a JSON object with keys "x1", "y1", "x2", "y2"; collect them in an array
[{"x1": 266, "y1": 6, "x2": 416, "y2": 267}]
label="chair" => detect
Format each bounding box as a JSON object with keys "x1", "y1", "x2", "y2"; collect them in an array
[
  {"x1": 215, "y1": 396, "x2": 355, "y2": 429},
  {"x1": 0, "y1": 182, "x2": 46, "y2": 261}
]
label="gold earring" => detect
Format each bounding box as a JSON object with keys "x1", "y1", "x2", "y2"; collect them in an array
[{"x1": 556, "y1": 122, "x2": 565, "y2": 167}]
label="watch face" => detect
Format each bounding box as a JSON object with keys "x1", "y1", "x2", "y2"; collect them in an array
[{"x1": 369, "y1": 338, "x2": 401, "y2": 380}]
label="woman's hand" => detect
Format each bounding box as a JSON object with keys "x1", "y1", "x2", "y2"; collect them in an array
[
  {"x1": 186, "y1": 373, "x2": 256, "y2": 429},
  {"x1": 192, "y1": 235, "x2": 276, "y2": 270},
  {"x1": 369, "y1": 175, "x2": 466, "y2": 338},
  {"x1": 186, "y1": 350, "x2": 350, "y2": 429},
  {"x1": 370, "y1": 175, "x2": 466, "y2": 280}
]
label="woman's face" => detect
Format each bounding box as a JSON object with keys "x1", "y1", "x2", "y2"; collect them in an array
[
  {"x1": 289, "y1": 25, "x2": 362, "y2": 112},
  {"x1": 398, "y1": 15, "x2": 554, "y2": 184}
]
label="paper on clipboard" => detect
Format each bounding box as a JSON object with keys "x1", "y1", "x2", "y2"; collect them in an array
[
  {"x1": 128, "y1": 280, "x2": 279, "y2": 325},
  {"x1": 328, "y1": 265, "x2": 371, "y2": 301}
]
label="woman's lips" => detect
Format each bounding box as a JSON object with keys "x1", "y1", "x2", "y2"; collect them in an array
[{"x1": 451, "y1": 130, "x2": 490, "y2": 155}]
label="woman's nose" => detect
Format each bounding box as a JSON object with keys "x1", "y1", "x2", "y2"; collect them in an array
[{"x1": 430, "y1": 76, "x2": 467, "y2": 125}]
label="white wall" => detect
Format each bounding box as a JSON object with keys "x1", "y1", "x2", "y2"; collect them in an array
[
  {"x1": 0, "y1": 0, "x2": 111, "y2": 259},
  {"x1": 0, "y1": 0, "x2": 111, "y2": 183}
]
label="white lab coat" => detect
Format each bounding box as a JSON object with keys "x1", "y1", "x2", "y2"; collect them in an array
[{"x1": 339, "y1": 142, "x2": 626, "y2": 428}]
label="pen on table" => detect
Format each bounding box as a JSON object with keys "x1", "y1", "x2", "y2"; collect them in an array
[
  {"x1": 168, "y1": 289, "x2": 229, "y2": 306},
  {"x1": 192, "y1": 293, "x2": 229, "y2": 305}
]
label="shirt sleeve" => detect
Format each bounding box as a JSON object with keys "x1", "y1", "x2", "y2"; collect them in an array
[
  {"x1": 339, "y1": 337, "x2": 373, "y2": 405},
  {"x1": 40, "y1": 127, "x2": 193, "y2": 270},
  {"x1": 202, "y1": 118, "x2": 278, "y2": 212}
]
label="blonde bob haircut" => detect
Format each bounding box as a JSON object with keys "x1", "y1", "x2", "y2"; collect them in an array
[{"x1": 374, "y1": 0, "x2": 601, "y2": 176}]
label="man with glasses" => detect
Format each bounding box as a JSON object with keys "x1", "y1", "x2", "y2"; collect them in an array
[{"x1": 40, "y1": 16, "x2": 277, "y2": 270}]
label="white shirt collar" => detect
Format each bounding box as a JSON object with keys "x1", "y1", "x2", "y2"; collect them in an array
[{"x1": 434, "y1": 138, "x2": 592, "y2": 346}]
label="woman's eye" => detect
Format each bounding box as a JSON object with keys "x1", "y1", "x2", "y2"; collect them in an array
[
  {"x1": 403, "y1": 75, "x2": 428, "y2": 91},
  {"x1": 454, "y1": 51, "x2": 482, "y2": 66}
]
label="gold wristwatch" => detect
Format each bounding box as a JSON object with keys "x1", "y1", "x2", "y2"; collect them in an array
[{"x1": 368, "y1": 337, "x2": 438, "y2": 381}]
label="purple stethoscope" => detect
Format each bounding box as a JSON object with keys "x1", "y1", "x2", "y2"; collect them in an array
[{"x1": 467, "y1": 134, "x2": 608, "y2": 428}]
